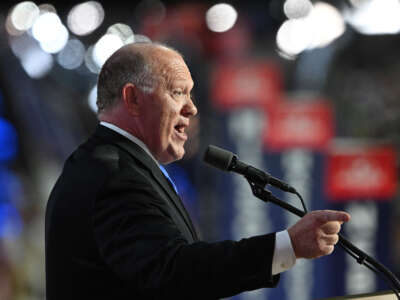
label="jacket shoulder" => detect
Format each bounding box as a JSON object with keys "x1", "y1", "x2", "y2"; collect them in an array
[{"x1": 70, "y1": 140, "x2": 133, "y2": 175}]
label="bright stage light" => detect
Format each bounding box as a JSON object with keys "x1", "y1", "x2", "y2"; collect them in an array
[
  {"x1": 9, "y1": 1, "x2": 40, "y2": 32},
  {"x1": 92, "y1": 34, "x2": 124, "y2": 68},
  {"x1": 277, "y1": 2, "x2": 345, "y2": 58},
  {"x1": 307, "y1": 2, "x2": 345, "y2": 49},
  {"x1": 32, "y1": 12, "x2": 69, "y2": 53},
  {"x1": 276, "y1": 19, "x2": 311, "y2": 57},
  {"x1": 67, "y1": 1, "x2": 104, "y2": 36},
  {"x1": 344, "y1": 0, "x2": 400, "y2": 35},
  {"x1": 206, "y1": 3, "x2": 238, "y2": 33},
  {"x1": 6, "y1": 14, "x2": 24, "y2": 36},
  {"x1": 283, "y1": 0, "x2": 313, "y2": 19}
]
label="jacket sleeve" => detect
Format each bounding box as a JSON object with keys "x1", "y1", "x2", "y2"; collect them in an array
[{"x1": 92, "y1": 174, "x2": 279, "y2": 299}]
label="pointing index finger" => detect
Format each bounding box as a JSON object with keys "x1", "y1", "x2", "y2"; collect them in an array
[{"x1": 316, "y1": 210, "x2": 351, "y2": 224}]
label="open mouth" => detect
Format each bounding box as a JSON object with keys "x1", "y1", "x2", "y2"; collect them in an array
[
  {"x1": 174, "y1": 124, "x2": 185, "y2": 133},
  {"x1": 174, "y1": 124, "x2": 188, "y2": 140}
]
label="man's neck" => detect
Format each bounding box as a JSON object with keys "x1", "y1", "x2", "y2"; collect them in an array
[{"x1": 99, "y1": 121, "x2": 160, "y2": 167}]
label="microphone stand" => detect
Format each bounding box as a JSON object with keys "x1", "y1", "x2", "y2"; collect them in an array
[{"x1": 246, "y1": 178, "x2": 400, "y2": 299}]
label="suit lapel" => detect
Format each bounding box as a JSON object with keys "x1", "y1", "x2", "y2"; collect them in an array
[{"x1": 94, "y1": 125, "x2": 198, "y2": 241}]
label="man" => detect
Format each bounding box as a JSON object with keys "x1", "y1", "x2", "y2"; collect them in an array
[{"x1": 45, "y1": 43, "x2": 350, "y2": 299}]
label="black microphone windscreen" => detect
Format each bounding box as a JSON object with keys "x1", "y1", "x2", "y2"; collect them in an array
[{"x1": 203, "y1": 145, "x2": 234, "y2": 171}]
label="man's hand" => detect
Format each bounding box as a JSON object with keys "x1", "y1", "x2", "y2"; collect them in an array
[{"x1": 288, "y1": 210, "x2": 351, "y2": 259}]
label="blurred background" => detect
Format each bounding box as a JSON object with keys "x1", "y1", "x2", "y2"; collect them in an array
[{"x1": 0, "y1": 0, "x2": 399, "y2": 299}]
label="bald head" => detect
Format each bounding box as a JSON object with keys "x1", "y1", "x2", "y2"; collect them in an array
[
  {"x1": 96, "y1": 42, "x2": 181, "y2": 114},
  {"x1": 97, "y1": 42, "x2": 197, "y2": 164}
]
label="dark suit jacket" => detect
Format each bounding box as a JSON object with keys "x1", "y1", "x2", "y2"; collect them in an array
[{"x1": 45, "y1": 125, "x2": 279, "y2": 300}]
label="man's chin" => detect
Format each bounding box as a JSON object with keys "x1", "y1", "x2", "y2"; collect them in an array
[{"x1": 160, "y1": 146, "x2": 185, "y2": 164}]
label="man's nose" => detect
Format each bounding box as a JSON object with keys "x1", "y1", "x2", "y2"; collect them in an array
[{"x1": 182, "y1": 98, "x2": 197, "y2": 117}]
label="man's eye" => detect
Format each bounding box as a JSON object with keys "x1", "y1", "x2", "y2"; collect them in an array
[{"x1": 173, "y1": 90, "x2": 183, "y2": 96}]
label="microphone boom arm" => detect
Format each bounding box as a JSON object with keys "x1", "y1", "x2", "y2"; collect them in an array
[{"x1": 245, "y1": 177, "x2": 400, "y2": 299}]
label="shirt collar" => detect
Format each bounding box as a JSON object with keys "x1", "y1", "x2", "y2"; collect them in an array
[{"x1": 99, "y1": 121, "x2": 160, "y2": 167}]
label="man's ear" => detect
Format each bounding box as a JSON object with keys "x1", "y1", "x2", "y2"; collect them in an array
[{"x1": 122, "y1": 83, "x2": 141, "y2": 116}]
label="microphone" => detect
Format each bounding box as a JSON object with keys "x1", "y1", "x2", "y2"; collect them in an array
[{"x1": 203, "y1": 145, "x2": 296, "y2": 193}]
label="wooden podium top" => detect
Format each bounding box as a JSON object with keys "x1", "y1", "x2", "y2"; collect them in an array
[{"x1": 320, "y1": 291, "x2": 398, "y2": 300}]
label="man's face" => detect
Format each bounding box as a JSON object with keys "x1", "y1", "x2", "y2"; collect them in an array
[{"x1": 139, "y1": 51, "x2": 197, "y2": 164}]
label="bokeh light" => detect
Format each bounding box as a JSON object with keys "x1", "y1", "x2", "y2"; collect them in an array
[
  {"x1": 88, "y1": 85, "x2": 98, "y2": 113},
  {"x1": 9, "y1": 34, "x2": 54, "y2": 78},
  {"x1": 90, "y1": 23, "x2": 136, "y2": 70},
  {"x1": 107, "y1": 23, "x2": 134, "y2": 44},
  {"x1": 20, "y1": 46, "x2": 54, "y2": 79},
  {"x1": 277, "y1": 2, "x2": 345, "y2": 58},
  {"x1": 67, "y1": 1, "x2": 105, "y2": 36},
  {"x1": 38, "y1": 3, "x2": 57, "y2": 14},
  {"x1": 0, "y1": 118, "x2": 18, "y2": 162},
  {"x1": 276, "y1": 19, "x2": 311, "y2": 58},
  {"x1": 284, "y1": 0, "x2": 313, "y2": 19},
  {"x1": 92, "y1": 34, "x2": 124, "y2": 69},
  {"x1": 31, "y1": 12, "x2": 69, "y2": 53},
  {"x1": 6, "y1": 13, "x2": 24, "y2": 36},
  {"x1": 9, "y1": 1, "x2": 40, "y2": 32},
  {"x1": 133, "y1": 34, "x2": 152, "y2": 43},
  {"x1": 84, "y1": 45, "x2": 100, "y2": 73},
  {"x1": 206, "y1": 3, "x2": 238, "y2": 33},
  {"x1": 0, "y1": 203, "x2": 23, "y2": 239},
  {"x1": 9, "y1": 34, "x2": 34, "y2": 58},
  {"x1": 57, "y1": 39, "x2": 86, "y2": 70},
  {"x1": 2, "y1": 2, "x2": 400, "y2": 299},
  {"x1": 344, "y1": 0, "x2": 400, "y2": 35},
  {"x1": 307, "y1": 2, "x2": 345, "y2": 49}
]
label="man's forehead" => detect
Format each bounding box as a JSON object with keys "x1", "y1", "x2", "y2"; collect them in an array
[
  {"x1": 124, "y1": 43, "x2": 193, "y2": 86},
  {"x1": 156, "y1": 50, "x2": 186, "y2": 69},
  {"x1": 155, "y1": 53, "x2": 193, "y2": 85}
]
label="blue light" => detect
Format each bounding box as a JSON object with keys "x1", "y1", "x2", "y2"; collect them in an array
[
  {"x1": 0, "y1": 118, "x2": 18, "y2": 162},
  {"x1": 0, "y1": 203, "x2": 22, "y2": 239}
]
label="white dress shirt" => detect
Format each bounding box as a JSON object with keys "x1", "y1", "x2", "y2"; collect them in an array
[{"x1": 99, "y1": 121, "x2": 297, "y2": 275}]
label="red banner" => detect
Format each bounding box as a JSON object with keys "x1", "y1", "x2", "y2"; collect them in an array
[
  {"x1": 140, "y1": 3, "x2": 207, "y2": 41},
  {"x1": 210, "y1": 60, "x2": 282, "y2": 111},
  {"x1": 263, "y1": 100, "x2": 334, "y2": 151},
  {"x1": 325, "y1": 145, "x2": 397, "y2": 201}
]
